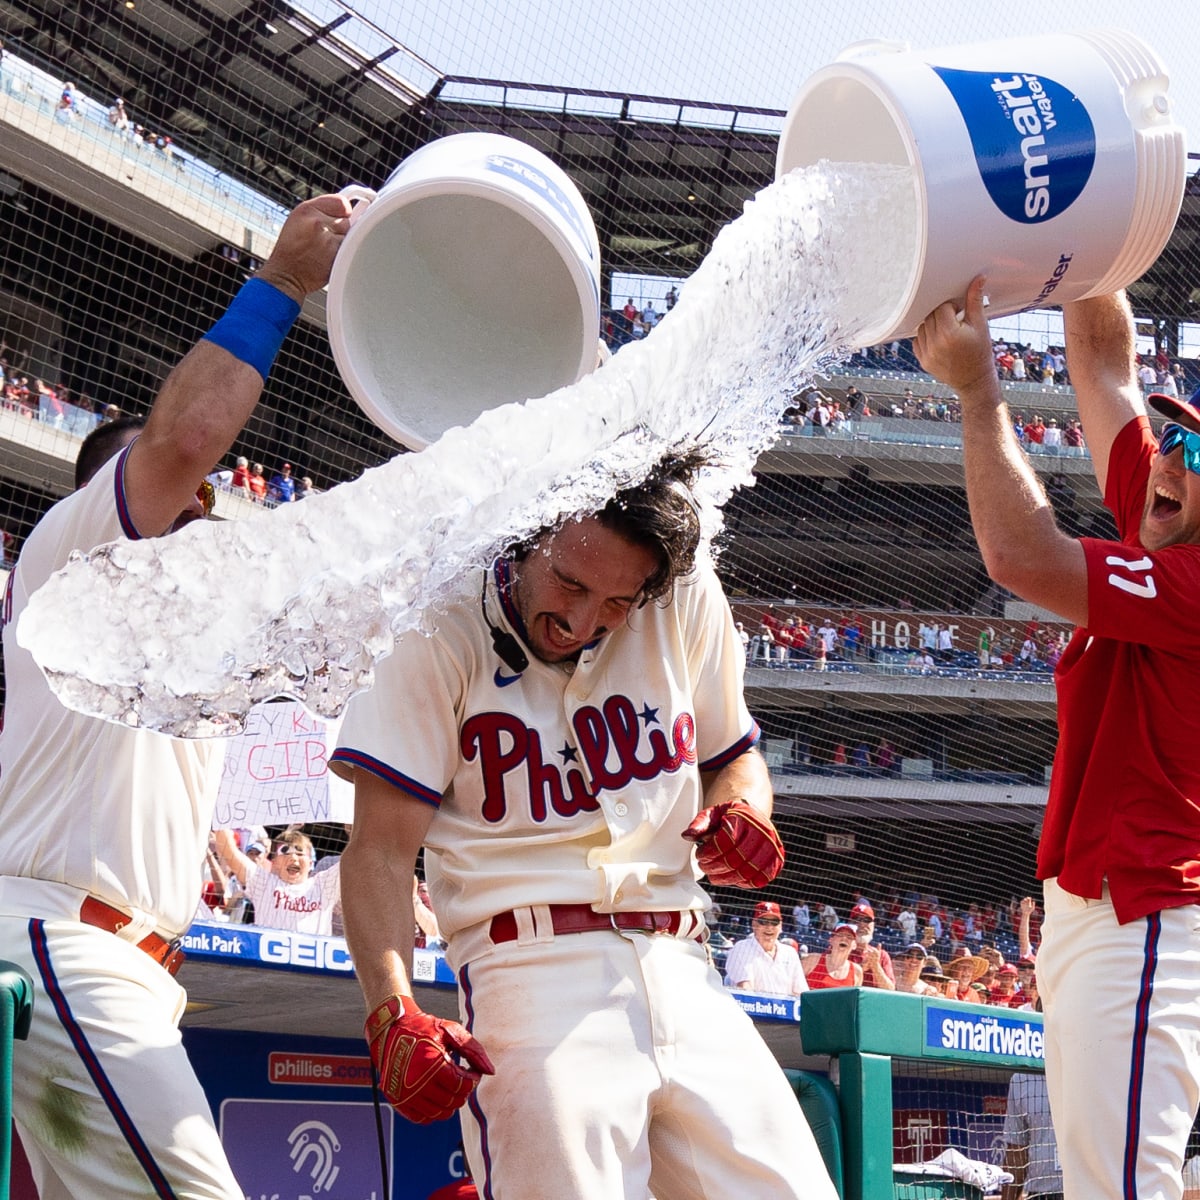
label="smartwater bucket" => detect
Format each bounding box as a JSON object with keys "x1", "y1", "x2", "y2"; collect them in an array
[
  {"x1": 777, "y1": 29, "x2": 1185, "y2": 346},
  {"x1": 327, "y1": 132, "x2": 602, "y2": 450}
]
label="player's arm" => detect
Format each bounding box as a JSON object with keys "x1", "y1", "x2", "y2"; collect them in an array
[
  {"x1": 340, "y1": 772, "x2": 493, "y2": 1125},
  {"x1": 341, "y1": 772, "x2": 434, "y2": 1005},
  {"x1": 916, "y1": 277, "x2": 1089, "y2": 626},
  {"x1": 121, "y1": 193, "x2": 351, "y2": 537},
  {"x1": 213, "y1": 827, "x2": 252, "y2": 887},
  {"x1": 1061, "y1": 290, "x2": 1144, "y2": 493},
  {"x1": 683, "y1": 749, "x2": 785, "y2": 889},
  {"x1": 700, "y1": 746, "x2": 772, "y2": 818}
]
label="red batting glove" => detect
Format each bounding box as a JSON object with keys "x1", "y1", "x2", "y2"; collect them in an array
[
  {"x1": 682, "y1": 801, "x2": 785, "y2": 889},
  {"x1": 365, "y1": 994, "x2": 494, "y2": 1124}
]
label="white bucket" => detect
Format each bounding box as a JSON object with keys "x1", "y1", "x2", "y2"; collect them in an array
[
  {"x1": 327, "y1": 132, "x2": 602, "y2": 450},
  {"x1": 777, "y1": 29, "x2": 1185, "y2": 346}
]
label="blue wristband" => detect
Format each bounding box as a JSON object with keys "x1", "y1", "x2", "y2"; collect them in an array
[{"x1": 202, "y1": 277, "x2": 302, "y2": 382}]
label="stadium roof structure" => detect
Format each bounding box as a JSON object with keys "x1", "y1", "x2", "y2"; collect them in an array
[
  {"x1": 1, "y1": 0, "x2": 781, "y2": 292},
  {"x1": 2, "y1": 0, "x2": 1199, "y2": 323}
]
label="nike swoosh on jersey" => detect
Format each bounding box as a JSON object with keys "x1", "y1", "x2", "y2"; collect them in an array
[{"x1": 494, "y1": 668, "x2": 523, "y2": 688}]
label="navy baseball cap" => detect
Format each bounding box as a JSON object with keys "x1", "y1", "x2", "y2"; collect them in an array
[{"x1": 1149, "y1": 382, "x2": 1200, "y2": 434}]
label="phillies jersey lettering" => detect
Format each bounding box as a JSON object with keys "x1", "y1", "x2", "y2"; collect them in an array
[
  {"x1": 463, "y1": 697, "x2": 698, "y2": 823},
  {"x1": 332, "y1": 560, "x2": 757, "y2": 945},
  {"x1": 272, "y1": 892, "x2": 322, "y2": 915}
]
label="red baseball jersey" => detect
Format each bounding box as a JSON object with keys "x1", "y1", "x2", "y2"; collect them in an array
[{"x1": 1038, "y1": 415, "x2": 1200, "y2": 922}]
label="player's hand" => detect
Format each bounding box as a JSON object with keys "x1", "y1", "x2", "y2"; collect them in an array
[
  {"x1": 256, "y1": 193, "x2": 353, "y2": 304},
  {"x1": 365, "y1": 994, "x2": 494, "y2": 1124},
  {"x1": 913, "y1": 275, "x2": 998, "y2": 398},
  {"x1": 682, "y1": 801, "x2": 784, "y2": 889}
]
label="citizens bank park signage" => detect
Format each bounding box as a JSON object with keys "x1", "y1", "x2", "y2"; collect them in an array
[{"x1": 182, "y1": 921, "x2": 457, "y2": 986}]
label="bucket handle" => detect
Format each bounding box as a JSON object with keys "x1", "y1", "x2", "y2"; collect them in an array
[
  {"x1": 338, "y1": 183, "x2": 377, "y2": 227},
  {"x1": 834, "y1": 38, "x2": 910, "y2": 62}
]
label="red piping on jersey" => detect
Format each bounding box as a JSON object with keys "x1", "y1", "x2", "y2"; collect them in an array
[
  {"x1": 28, "y1": 919, "x2": 179, "y2": 1197},
  {"x1": 329, "y1": 748, "x2": 441, "y2": 807}
]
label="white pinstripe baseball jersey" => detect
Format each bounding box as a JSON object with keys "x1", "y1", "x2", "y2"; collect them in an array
[
  {"x1": 331, "y1": 556, "x2": 758, "y2": 954},
  {"x1": 0, "y1": 446, "x2": 221, "y2": 936}
]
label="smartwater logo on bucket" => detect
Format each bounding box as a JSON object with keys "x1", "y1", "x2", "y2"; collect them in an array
[
  {"x1": 484, "y1": 154, "x2": 596, "y2": 259},
  {"x1": 932, "y1": 67, "x2": 1096, "y2": 223}
]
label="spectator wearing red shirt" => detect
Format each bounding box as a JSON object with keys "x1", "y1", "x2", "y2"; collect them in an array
[
  {"x1": 230, "y1": 455, "x2": 251, "y2": 495},
  {"x1": 248, "y1": 461, "x2": 268, "y2": 502},
  {"x1": 1012, "y1": 957, "x2": 1037, "y2": 1007},
  {"x1": 948, "y1": 912, "x2": 967, "y2": 951},
  {"x1": 802, "y1": 924, "x2": 864, "y2": 989},
  {"x1": 989, "y1": 964, "x2": 1021, "y2": 1006},
  {"x1": 773, "y1": 619, "x2": 797, "y2": 663},
  {"x1": 848, "y1": 901, "x2": 895, "y2": 990},
  {"x1": 1023, "y1": 415, "x2": 1046, "y2": 444}
]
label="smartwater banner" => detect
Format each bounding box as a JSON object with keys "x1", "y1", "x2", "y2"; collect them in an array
[
  {"x1": 182, "y1": 921, "x2": 457, "y2": 986},
  {"x1": 925, "y1": 1004, "x2": 1044, "y2": 1063}
]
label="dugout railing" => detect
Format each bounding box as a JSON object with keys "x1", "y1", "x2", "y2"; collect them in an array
[
  {"x1": 0, "y1": 962, "x2": 33, "y2": 1200},
  {"x1": 800, "y1": 987, "x2": 1045, "y2": 1200}
]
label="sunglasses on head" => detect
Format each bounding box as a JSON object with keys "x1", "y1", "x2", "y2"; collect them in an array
[{"x1": 1158, "y1": 423, "x2": 1200, "y2": 475}]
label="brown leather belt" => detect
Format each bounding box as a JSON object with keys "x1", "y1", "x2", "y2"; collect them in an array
[
  {"x1": 79, "y1": 896, "x2": 185, "y2": 976},
  {"x1": 489, "y1": 903, "x2": 688, "y2": 945}
]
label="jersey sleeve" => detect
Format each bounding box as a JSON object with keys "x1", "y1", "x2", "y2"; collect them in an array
[
  {"x1": 1081, "y1": 537, "x2": 1200, "y2": 652},
  {"x1": 680, "y1": 565, "x2": 759, "y2": 769},
  {"x1": 1102, "y1": 415, "x2": 1155, "y2": 542},
  {"x1": 330, "y1": 623, "x2": 466, "y2": 806},
  {"x1": 15, "y1": 446, "x2": 140, "y2": 596}
]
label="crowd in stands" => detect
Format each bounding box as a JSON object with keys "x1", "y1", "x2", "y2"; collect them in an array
[
  {"x1": 844, "y1": 335, "x2": 1073, "y2": 383},
  {"x1": 209, "y1": 457, "x2": 317, "y2": 505},
  {"x1": 601, "y1": 286, "x2": 679, "y2": 347},
  {"x1": 200, "y1": 826, "x2": 1046, "y2": 1013},
  {"x1": 717, "y1": 892, "x2": 1044, "y2": 1006},
  {"x1": 1, "y1": 326, "x2": 315, "y2": 512},
  {"x1": 737, "y1": 606, "x2": 1067, "y2": 679},
  {"x1": 200, "y1": 825, "x2": 439, "y2": 949},
  {"x1": 0, "y1": 357, "x2": 109, "y2": 435},
  {"x1": 52, "y1": 76, "x2": 182, "y2": 163}
]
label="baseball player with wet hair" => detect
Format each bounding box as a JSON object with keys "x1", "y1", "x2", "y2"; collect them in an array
[
  {"x1": 0, "y1": 194, "x2": 349, "y2": 1198},
  {"x1": 918, "y1": 278, "x2": 1200, "y2": 1200},
  {"x1": 332, "y1": 451, "x2": 838, "y2": 1199}
]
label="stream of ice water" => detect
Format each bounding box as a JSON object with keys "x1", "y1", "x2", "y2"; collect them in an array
[{"x1": 19, "y1": 162, "x2": 919, "y2": 737}]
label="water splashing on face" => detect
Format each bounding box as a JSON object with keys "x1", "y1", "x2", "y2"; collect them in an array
[{"x1": 19, "y1": 162, "x2": 919, "y2": 736}]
